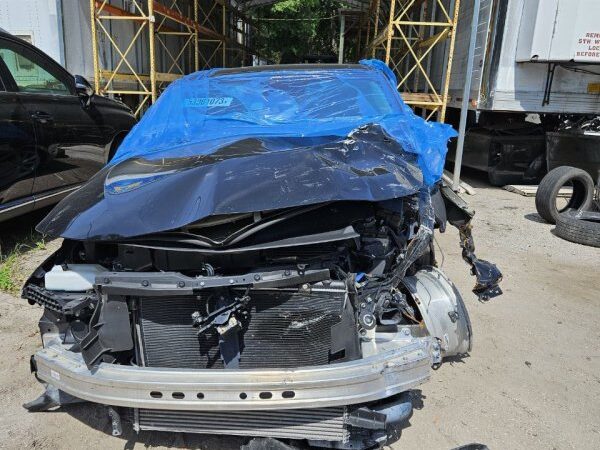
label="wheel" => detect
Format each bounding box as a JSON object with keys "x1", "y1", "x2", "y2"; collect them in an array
[
  {"x1": 488, "y1": 170, "x2": 522, "y2": 187},
  {"x1": 555, "y1": 211, "x2": 600, "y2": 247},
  {"x1": 535, "y1": 166, "x2": 594, "y2": 224}
]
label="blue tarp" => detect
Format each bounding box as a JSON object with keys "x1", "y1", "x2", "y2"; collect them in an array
[
  {"x1": 113, "y1": 59, "x2": 456, "y2": 186},
  {"x1": 38, "y1": 61, "x2": 458, "y2": 240}
]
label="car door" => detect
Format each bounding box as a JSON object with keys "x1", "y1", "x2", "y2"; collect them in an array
[
  {"x1": 0, "y1": 52, "x2": 37, "y2": 220},
  {"x1": 0, "y1": 38, "x2": 110, "y2": 205}
]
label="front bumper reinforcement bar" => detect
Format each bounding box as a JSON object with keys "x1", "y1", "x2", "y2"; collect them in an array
[{"x1": 34, "y1": 338, "x2": 433, "y2": 411}]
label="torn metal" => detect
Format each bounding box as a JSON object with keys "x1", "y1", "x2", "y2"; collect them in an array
[{"x1": 440, "y1": 184, "x2": 503, "y2": 300}]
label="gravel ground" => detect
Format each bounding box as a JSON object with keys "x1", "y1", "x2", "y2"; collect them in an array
[{"x1": 0, "y1": 175, "x2": 598, "y2": 450}]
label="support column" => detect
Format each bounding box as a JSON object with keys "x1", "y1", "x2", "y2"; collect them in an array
[
  {"x1": 194, "y1": 0, "x2": 199, "y2": 72},
  {"x1": 452, "y1": 0, "x2": 480, "y2": 191},
  {"x1": 371, "y1": 0, "x2": 380, "y2": 58},
  {"x1": 338, "y1": 13, "x2": 346, "y2": 64},
  {"x1": 440, "y1": 0, "x2": 460, "y2": 123},
  {"x1": 222, "y1": 3, "x2": 226, "y2": 67},
  {"x1": 148, "y1": 0, "x2": 157, "y2": 103},
  {"x1": 89, "y1": 0, "x2": 100, "y2": 94},
  {"x1": 384, "y1": 0, "x2": 396, "y2": 64}
]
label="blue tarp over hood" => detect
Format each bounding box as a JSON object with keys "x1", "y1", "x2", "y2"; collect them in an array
[
  {"x1": 112, "y1": 59, "x2": 456, "y2": 186},
  {"x1": 37, "y1": 61, "x2": 457, "y2": 240}
]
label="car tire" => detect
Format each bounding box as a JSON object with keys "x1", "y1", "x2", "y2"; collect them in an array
[
  {"x1": 555, "y1": 211, "x2": 600, "y2": 247},
  {"x1": 535, "y1": 166, "x2": 594, "y2": 224},
  {"x1": 488, "y1": 170, "x2": 521, "y2": 187}
]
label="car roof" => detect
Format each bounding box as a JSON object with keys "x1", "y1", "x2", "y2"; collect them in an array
[
  {"x1": 210, "y1": 64, "x2": 369, "y2": 77},
  {"x1": 0, "y1": 29, "x2": 31, "y2": 45}
]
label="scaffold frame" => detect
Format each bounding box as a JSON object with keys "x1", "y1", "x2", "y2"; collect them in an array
[
  {"x1": 90, "y1": 1, "x2": 457, "y2": 120},
  {"x1": 89, "y1": 0, "x2": 256, "y2": 116},
  {"x1": 365, "y1": 0, "x2": 460, "y2": 122}
]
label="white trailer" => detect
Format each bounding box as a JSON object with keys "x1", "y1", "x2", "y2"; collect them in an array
[
  {"x1": 0, "y1": 0, "x2": 65, "y2": 65},
  {"x1": 438, "y1": 0, "x2": 600, "y2": 114},
  {"x1": 430, "y1": 0, "x2": 600, "y2": 184}
]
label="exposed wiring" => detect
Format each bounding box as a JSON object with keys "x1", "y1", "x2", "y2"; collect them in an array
[{"x1": 434, "y1": 235, "x2": 445, "y2": 268}]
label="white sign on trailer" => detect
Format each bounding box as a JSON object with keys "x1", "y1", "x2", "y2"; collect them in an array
[
  {"x1": 516, "y1": 0, "x2": 600, "y2": 63},
  {"x1": 575, "y1": 32, "x2": 600, "y2": 61}
]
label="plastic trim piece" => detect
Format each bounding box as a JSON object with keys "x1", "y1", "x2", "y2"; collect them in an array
[
  {"x1": 402, "y1": 267, "x2": 473, "y2": 357},
  {"x1": 95, "y1": 268, "x2": 331, "y2": 296}
]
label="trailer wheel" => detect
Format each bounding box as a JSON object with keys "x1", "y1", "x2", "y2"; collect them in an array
[
  {"x1": 488, "y1": 170, "x2": 521, "y2": 187},
  {"x1": 555, "y1": 211, "x2": 600, "y2": 248},
  {"x1": 535, "y1": 166, "x2": 594, "y2": 224}
]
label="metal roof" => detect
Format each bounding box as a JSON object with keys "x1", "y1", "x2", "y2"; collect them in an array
[{"x1": 239, "y1": 0, "x2": 369, "y2": 10}]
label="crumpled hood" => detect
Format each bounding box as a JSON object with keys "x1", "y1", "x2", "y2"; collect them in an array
[{"x1": 37, "y1": 125, "x2": 426, "y2": 240}]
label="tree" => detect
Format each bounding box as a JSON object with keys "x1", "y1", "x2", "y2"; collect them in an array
[{"x1": 251, "y1": 1, "x2": 343, "y2": 63}]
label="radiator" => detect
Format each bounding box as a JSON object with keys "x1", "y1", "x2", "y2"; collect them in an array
[
  {"x1": 136, "y1": 407, "x2": 349, "y2": 442},
  {"x1": 137, "y1": 284, "x2": 347, "y2": 369}
]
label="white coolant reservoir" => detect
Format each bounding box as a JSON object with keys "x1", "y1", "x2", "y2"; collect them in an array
[{"x1": 44, "y1": 264, "x2": 108, "y2": 292}]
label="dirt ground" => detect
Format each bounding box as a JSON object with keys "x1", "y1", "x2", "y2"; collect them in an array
[{"x1": 0, "y1": 174, "x2": 598, "y2": 450}]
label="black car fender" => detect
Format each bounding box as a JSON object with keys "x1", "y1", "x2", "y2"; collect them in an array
[{"x1": 436, "y1": 183, "x2": 503, "y2": 301}]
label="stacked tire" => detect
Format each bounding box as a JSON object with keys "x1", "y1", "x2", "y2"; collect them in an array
[{"x1": 535, "y1": 166, "x2": 600, "y2": 247}]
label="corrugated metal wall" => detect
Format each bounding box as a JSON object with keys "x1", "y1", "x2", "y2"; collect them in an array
[{"x1": 425, "y1": 0, "x2": 493, "y2": 110}]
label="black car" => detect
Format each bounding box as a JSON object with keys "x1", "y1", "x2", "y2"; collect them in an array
[{"x1": 0, "y1": 31, "x2": 135, "y2": 222}]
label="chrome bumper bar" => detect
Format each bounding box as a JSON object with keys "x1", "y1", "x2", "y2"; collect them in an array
[{"x1": 34, "y1": 333, "x2": 433, "y2": 411}]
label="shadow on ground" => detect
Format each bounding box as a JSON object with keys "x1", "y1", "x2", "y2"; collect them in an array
[
  {"x1": 440, "y1": 353, "x2": 471, "y2": 366},
  {"x1": 523, "y1": 213, "x2": 547, "y2": 224}
]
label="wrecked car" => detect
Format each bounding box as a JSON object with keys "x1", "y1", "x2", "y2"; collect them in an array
[{"x1": 22, "y1": 61, "x2": 502, "y2": 449}]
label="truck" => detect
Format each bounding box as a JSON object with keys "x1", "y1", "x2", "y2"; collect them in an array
[{"x1": 433, "y1": 0, "x2": 600, "y2": 185}]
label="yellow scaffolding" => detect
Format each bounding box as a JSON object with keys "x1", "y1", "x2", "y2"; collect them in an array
[
  {"x1": 90, "y1": 1, "x2": 457, "y2": 120},
  {"x1": 89, "y1": 0, "x2": 256, "y2": 116},
  {"x1": 365, "y1": 0, "x2": 460, "y2": 122}
]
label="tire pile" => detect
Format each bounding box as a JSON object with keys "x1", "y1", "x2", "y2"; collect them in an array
[{"x1": 535, "y1": 166, "x2": 600, "y2": 247}]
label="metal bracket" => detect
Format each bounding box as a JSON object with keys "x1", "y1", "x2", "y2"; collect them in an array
[
  {"x1": 542, "y1": 62, "x2": 557, "y2": 106},
  {"x1": 192, "y1": 295, "x2": 250, "y2": 335},
  {"x1": 23, "y1": 384, "x2": 84, "y2": 412},
  {"x1": 95, "y1": 268, "x2": 330, "y2": 296},
  {"x1": 107, "y1": 406, "x2": 123, "y2": 436}
]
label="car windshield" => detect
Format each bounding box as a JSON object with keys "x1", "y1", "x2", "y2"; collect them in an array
[
  {"x1": 113, "y1": 64, "x2": 410, "y2": 161},
  {"x1": 199, "y1": 69, "x2": 397, "y2": 122},
  {"x1": 112, "y1": 60, "x2": 456, "y2": 187}
]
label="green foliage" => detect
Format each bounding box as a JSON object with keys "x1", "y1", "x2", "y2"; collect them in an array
[
  {"x1": 252, "y1": 0, "x2": 344, "y2": 63},
  {"x1": 0, "y1": 252, "x2": 18, "y2": 292},
  {"x1": 0, "y1": 230, "x2": 46, "y2": 295}
]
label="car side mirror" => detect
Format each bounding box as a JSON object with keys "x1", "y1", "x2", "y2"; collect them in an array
[{"x1": 74, "y1": 75, "x2": 94, "y2": 108}]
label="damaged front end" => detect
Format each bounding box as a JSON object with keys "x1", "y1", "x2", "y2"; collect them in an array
[
  {"x1": 22, "y1": 63, "x2": 501, "y2": 449},
  {"x1": 23, "y1": 185, "x2": 500, "y2": 448}
]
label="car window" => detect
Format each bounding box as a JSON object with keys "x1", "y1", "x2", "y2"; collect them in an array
[
  {"x1": 201, "y1": 72, "x2": 396, "y2": 123},
  {"x1": 0, "y1": 45, "x2": 70, "y2": 95},
  {"x1": 0, "y1": 55, "x2": 9, "y2": 92}
]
